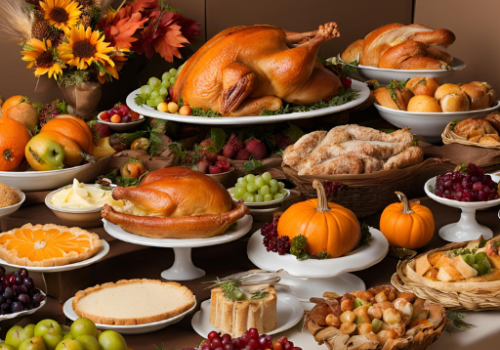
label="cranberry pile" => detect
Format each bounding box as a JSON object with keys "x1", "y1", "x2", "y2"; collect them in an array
[
  {"x1": 0, "y1": 267, "x2": 45, "y2": 314},
  {"x1": 435, "y1": 163, "x2": 499, "y2": 202},
  {"x1": 261, "y1": 217, "x2": 290, "y2": 255},
  {"x1": 183, "y1": 329, "x2": 302, "y2": 350}
]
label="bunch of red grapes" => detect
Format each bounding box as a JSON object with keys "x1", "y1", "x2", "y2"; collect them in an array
[
  {"x1": 0, "y1": 267, "x2": 45, "y2": 314},
  {"x1": 261, "y1": 217, "x2": 290, "y2": 255},
  {"x1": 435, "y1": 163, "x2": 499, "y2": 202},
  {"x1": 183, "y1": 329, "x2": 302, "y2": 350}
]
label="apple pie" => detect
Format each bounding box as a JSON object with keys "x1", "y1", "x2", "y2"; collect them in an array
[
  {"x1": 73, "y1": 279, "x2": 195, "y2": 325},
  {"x1": 0, "y1": 224, "x2": 102, "y2": 267}
]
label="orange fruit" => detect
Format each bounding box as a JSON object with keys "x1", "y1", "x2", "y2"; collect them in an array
[
  {"x1": 41, "y1": 118, "x2": 91, "y2": 154},
  {"x1": 2, "y1": 95, "x2": 27, "y2": 116},
  {"x1": 0, "y1": 118, "x2": 31, "y2": 171},
  {"x1": 0, "y1": 223, "x2": 102, "y2": 267},
  {"x1": 55, "y1": 115, "x2": 94, "y2": 149},
  {"x1": 39, "y1": 130, "x2": 84, "y2": 167}
]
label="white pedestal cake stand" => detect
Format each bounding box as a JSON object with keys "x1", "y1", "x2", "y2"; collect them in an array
[
  {"x1": 246, "y1": 227, "x2": 388, "y2": 306},
  {"x1": 425, "y1": 177, "x2": 500, "y2": 242},
  {"x1": 103, "y1": 215, "x2": 253, "y2": 281}
]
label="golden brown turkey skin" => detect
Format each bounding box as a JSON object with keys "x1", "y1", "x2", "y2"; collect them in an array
[{"x1": 172, "y1": 23, "x2": 342, "y2": 116}]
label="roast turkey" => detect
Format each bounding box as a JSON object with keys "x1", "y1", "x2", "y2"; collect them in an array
[{"x1": 172, "y1": 23, "x2": 343, "y2": 116}]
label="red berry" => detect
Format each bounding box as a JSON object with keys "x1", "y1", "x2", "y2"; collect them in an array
[
  {"x1": 100, "y1": 111, "x2": 109, "y2": 121},
  {"x1": 340, "y1": 76, "x2": 352, "y2": 89},
  {"x1": 118, "y1": 104, "x2": 129, "y2": 116},
  {"x1": 209, "y1": 165, "x2": 222, "y2": 174},
  {"x1": 215, "y1": 160, "x2": 231, "y2": 173}
]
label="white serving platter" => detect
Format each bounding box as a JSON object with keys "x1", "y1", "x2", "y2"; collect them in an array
[{"x1": 0, "y1": 188, "x2": 25, "y2": 219}]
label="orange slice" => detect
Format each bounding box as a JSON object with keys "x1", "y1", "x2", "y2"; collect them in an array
[{"x1": 0, "y1": 224, "x2": 102, "y2": 267}]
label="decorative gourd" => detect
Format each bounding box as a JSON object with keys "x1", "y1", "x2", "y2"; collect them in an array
[
  {"x1": 380, "y1": 191, "x2": 435, "y2": 249},
  {"x1": 277, "y1": 180, "x2": 360, "y2": 258}
]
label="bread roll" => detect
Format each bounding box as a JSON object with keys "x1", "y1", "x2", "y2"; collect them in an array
[
  {"x1": 478, "y1": 134, "x2": 500, "y2": 145},
  {"x1": 407, "y1": 95, "x2": 442, "y2": 112},
  {"x1": 460, "y1": 82, "x2": 491, "y2": 110},
  {"x1": 341, "y1": 39, "x2": 364, "y2": 63},
  {"x1": 484, "y1": 112, "x2": 500, "y2": 132},
  {"x1": 406, "y1": 77, "x2": 439, "y2": 96},
  {"x1": 434, "y1": 84, "x2": 470, "y2": 112},
  {"x1": 374, "y1": 87, "x2": 413, "y2": 110},
  {"x1": 453, "y1": 118, "x2": 498, "y2": 142}
]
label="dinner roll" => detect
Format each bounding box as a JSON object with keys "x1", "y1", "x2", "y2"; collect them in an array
[
  {"x1": 374, "y1": 87, "x2": 413, "y2": 111},
  {"x1": 478, "y1": 134, "x2": 500, "y2": 145},
  {"x1": 484, "y1": 112, "x2": 500, "y2": 132},
  {"x1": 406, "y1": 77, "x2": 440, "y2": 97},
  {"x1": 453, "y1": 118, "x2": 498, "y2": 142},
  {"x1": 407, "y1": 95, "x2": 442, "y2": 112},
  {"x1": 434, "y1": 84, "x2": 470, "y2": 112},
  {"x1": 460, "y1": 81, "x2": 491, "y2": 110}
]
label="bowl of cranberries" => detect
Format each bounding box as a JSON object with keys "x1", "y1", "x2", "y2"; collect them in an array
[
  {"x1": 98, "y1": 103, "x2": 145, "y2": 131},
  {"x1": 184, "y1": 328, "x2": 303, "y2": 350}
]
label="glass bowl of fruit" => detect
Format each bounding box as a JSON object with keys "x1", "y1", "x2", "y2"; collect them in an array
[
  {"x1": 98, "y1": 103, "x2": 145, "y2": 132},
  {"x1": 228, "y1": 172, "x2": 290, "y2": 207},
  {"x1": 424, "y1": 163, "x2": 500, "y2": 242}
]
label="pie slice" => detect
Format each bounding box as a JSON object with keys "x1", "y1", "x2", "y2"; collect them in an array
[
  {"x1": 73, "y1": 279, "x2": 195, "y2": 325},
  {"x1": 0, "y1": 224, "x2": 102, "y2": 267}
]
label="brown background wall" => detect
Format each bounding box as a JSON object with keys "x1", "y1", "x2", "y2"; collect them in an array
[{"x1": 0, "y1": 0, "x2": 497, "y2": 107}]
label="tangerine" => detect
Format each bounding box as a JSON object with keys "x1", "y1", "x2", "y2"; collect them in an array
[{"x1": 0, "y1": 118, "x2": 31, "y2": 171}]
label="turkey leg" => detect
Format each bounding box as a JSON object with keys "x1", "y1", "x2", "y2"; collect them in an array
[
  {"x1": 284, "y1": 29, "x2": 319, "y2": 45},
  {"x1": 228, "y1": 96, "x2": 283, "y2": 117}
]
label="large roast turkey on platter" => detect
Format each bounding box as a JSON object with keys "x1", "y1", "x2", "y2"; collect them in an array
[{"x1": 172, "y1": 23, "x2": 343, "y2": 116}]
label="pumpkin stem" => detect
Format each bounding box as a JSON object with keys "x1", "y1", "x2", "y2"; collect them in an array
[
  {"x1": 313, "y1": 180, "x2": 331, "y2": 213},
  {"x1": 395, "y1": 191, "x2": 414, "y2": 214}
]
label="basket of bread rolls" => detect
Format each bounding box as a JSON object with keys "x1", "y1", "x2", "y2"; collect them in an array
[{"x1": 442, "y1": 111, "x2": 500, "y2": 148}]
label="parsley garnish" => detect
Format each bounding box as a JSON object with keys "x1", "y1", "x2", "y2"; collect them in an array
[
  {"x1": 243, "y1": 158, "x2": 263, "y2": 172},
  {"x1": 251, "y1": 289, "x2": 270, "y2": 300}
]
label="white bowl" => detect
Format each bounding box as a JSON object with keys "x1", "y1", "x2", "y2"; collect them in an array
[
  {"x1": 375, "y1": 100, "x2": 500, "y2": 143},
  {"x1": 0, "y1": 289, "x2": 47, "y2": 321},
  {"x1": 205, "y1": 167, "x2": 235, "y2": 186},
  {"x1": 98, "y1": 111, "x2": 145, "y2": 131},
  {"x1": 0, "y1": 156, "x2": 111, "y2": 191},
  {"x1": 229, "y1": 188, "x2": 290, "y2": 207},
  {"x1": 339, "y1": 55, "x2": 466, "y2": 84},
  {"x1": 0, "y1": 188, "x2": 25, "y2": 219},
  {"x1": 45, "y1": 184, "x2": 110, "y2": 228},
  {"x1": 425, "y1": 176, "x2": 500, "y2": 242}
]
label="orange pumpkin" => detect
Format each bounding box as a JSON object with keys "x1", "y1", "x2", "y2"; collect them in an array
[
  {"x1": 277, "y1": 180, "x2": 361, "y2": 257},
  {"x1": 380, "y1": 191, "x2": 435, "y2": 249}
]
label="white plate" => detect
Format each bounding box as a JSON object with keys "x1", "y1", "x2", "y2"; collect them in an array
[
  {"x1": 0, "y1": 289, "x2": 47, "y2": 321},
  {"x1": 97, "y1": 112, "x2": 145, "y2": 132},
  {"x1": 229, "y1": 188, "x2": 290, "y2": 207},
  {"x1": 0, "y1": 241, "x2": 110, "y2": 273},
  {"x1": 0, "y1": 189, "x2": 25, "y2": 219},
  {"x1": 63, "y1": 296, "x2": 197, "y2": 335},
  {"x1": 247, "y1": 227, "x2": 388, "y2": 279},
  {"x1": 103, "y1": 215, "x2": 253, "y2": 248},
  {"x1": 375, "y1": 100, "x2": 500, "y2": 142},
  {"x1": 339, "y1": 55, "x2": 466, "y2": 84},
  {"x1": 126, "y1": 80, "x2": 370, "y2": 125},
  {"x1": 0, "y1": 156, "x2": 111, "y2": 191},
  {"x1": 191, "y1": 293, "x2": 303, "y2": 338}
]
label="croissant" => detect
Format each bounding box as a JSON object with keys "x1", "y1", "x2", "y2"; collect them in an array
[{"x1": 101, "y1": 167, "x2": 249, "y2": 238}]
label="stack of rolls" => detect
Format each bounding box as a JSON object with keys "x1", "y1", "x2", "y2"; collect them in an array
[{"x1": 451, "y1": 111, "x2": 500, "y2": 145}]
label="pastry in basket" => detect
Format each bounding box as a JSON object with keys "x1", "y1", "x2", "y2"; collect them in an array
[
  {"x1": 172, "y1": 23, "x2": 343, "y2": 116},
  {"x1": 73, "y1": 279, "x2": 195, "y2": 325},
  {"x1": 101, "y1": 167, "x2": 249, "y2": 238},
  {"x1": 341, "y1": 23, "x2": 455, "y2": 69},
  {"x1": 210, "y1": 283, "x2": 277, "y2": 337},
  {"x1": 406, "y1": 235, "x2": 500, "y2": 292},
  {"x1": 0, "y1": 224, "x2": 102, "y2": 267},
  {"x1": 452, "y1": 117, "x2": 500, "y2": 145},
  {"x1": 306, "y1": 285, "x2": 447, "y2": 350},
  {"x1": 282, "y1": 125, "x2": 423, "y2": 175}
]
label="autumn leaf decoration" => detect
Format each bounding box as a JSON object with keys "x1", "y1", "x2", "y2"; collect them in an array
[{"x1": 105, "y1": 13, "x2": 148, "y2": 50}]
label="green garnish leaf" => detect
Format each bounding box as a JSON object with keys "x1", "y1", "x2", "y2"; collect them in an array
[
  {"x1": 243, "y1": 158, "x2": 263, "y2": 172},
  {"x1": 357, "y1": 222, "x2": 372, "y2": 249},
  {"x1": 450, "y1": 119, "x2": 460, "y2": 131},
  {"x1": 446, "y1": 310, "x2": 474, "y2": 332},
  {"x1": 411, "y1": 77, "x2": 427, "y2": 90},
  {"x1": 296, "y1": 251, "x2": 314, "y2": 261},
  {"x1": 413, "y1": 136, "x2": 420, "y2": 146},
  {"x1": 429, "y1": 185, "x2": 435, "y2": 194},
  {"x1": 283, "y1": 122, "x2": 304, "y2": 144},
  {"x1": 99, "y1": 185, "x2": 113, "y2": 191},
  {"x1": 191, "y1": 107, "x2": 223, "y2": 118},
  {"x1": 479, "y1": 238, "x2": 488, "y2": 248},
  {"x1": 3, "y1": 150, "x2": 11, "y2": 161},
  {"x1": 316, "y1": 250, "x2": 331, "y2": 259},
  {"x1": 290, "y1": 235, "x2": 307, "y2": 257},
  {"x1": 56, "y1": 99, "x2": 68, "y2": 114},
  {"x1": 211, "y1": 128, "x2": 227, "y2": 152},
  {"x1": 251, "y1": 289, "x2": 269, "y2": 300}
]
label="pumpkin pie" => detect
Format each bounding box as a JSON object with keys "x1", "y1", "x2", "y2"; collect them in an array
[
  {"x1": 73, "y1": 279, "x2": 195, "y2": 325},
  {"x1": 0, "y1": 224, "x2": 102, "y2": 267}
]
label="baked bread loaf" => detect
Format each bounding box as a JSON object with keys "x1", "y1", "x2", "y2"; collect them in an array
[
  {"x1": 434, "y1": 84, "x2": 470, "y2": 112},
  {"x1": 374, "y1": 87, "x2": 413, "y2": 110},
  {"x1": 460, "y1": 81, "x2": 496, "y2": 110},
  {"x1": 101, "y1": 167, "x2": 249, "y2": 238},
  {"x1": 407, "y1": 95, "x2": 442, "y2": 112},
  {"x1": 282, "y1": 125, "x2": 423, "y2": 175},
  {"x1": 406, "y1": 77, "x2": 439, "y2": 97},
  {"x1": 210, "y1": 284, "x2": 277, "y2": 337},
  {"x1": 453, "y1": 118, "x2": 498, "y2": 143}
]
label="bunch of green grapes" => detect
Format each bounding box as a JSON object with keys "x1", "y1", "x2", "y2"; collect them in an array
[
  {"x1": 231, "y1": 172, "x2": 288, "y2": 203},
  {"x1": 139, "y1": 68, "x2": 179, "y2": 109}
]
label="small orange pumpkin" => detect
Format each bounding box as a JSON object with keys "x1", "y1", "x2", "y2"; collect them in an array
[
  {"x1": 277, "y1": 180, "x2": 361, "y2": 258},
  {"x1": 380, "y1": 191, "x2": 435, "y2": 249}
]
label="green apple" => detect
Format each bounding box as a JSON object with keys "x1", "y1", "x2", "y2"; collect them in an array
[
  {"x1": 0, "y1": 343, "x2": 16, "y2": 350},
  {"x1": 25, "y1": 133, "x2": 65, "y2": 171},
  {"x1": 34, "y1": 320, "x2": 63, "y2": 350},
  {"x1": 74, "y1": 336, "x2": 100, "y2": 350},
  {"x1": 62, "y1": 335, "x2": 73, "y2": 341},
  {"x1": 98, "y1": 331, "x2": 127, "y2": 350},
  {"x1": 70, "y1": 319, "x2": 97, "y2": 339},
  {"x1": 5, "y1": 325, "x2": 35, "y2": 349},
  {"x1": 54, "y1": 340, "x2": 83, "y2": 350},
  {"x1": 18, "y1": 337, "x2": 46, "y2": 350}
]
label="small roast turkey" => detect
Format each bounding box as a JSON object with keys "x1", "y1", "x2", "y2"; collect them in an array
[
  {"x1": 172, "y1": 23, "x2": 343, "y2": 116},
  {"x1": 101, "y1": 167, "x2": 249, "y2": 238}
]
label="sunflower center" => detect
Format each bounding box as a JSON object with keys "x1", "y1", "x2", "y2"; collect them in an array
[
  {"x1": 50, "y1": 7, "x2": 69, "y2": 23},
  {"x1": 73, "y1": 40, "x2": 96, "y2": 59},
  {"x1": 36, "y1": 50, "x2": 54, "y2": 68}
]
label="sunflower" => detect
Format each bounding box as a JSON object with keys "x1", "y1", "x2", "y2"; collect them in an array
[
  {"x1": 98, "y1": 50, "x2": 128, "y2": 84},
  {"x1": 39, "y1": 0, "x2": 82, "y2": 34},
  {"x1": 21, "y1": 38, "x2": 65, "y2": 78},
  {"x1": 58, "y1": 25, "x2": 115, "y2": 70}
]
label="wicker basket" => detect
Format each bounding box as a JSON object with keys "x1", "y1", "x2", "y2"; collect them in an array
[
  {"x1": 442, "y1": 121, "x2": 500, "y2": 149},
  {"x1": 392, "y1": 241, "x2": 500, "y2": 311},
  {"x1": 282, "y1": 158, "x2": 445, "y2": 217}
]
